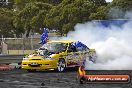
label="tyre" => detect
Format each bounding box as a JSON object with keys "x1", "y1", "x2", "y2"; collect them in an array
[
  {"x1": 57, "y1": 59, "x2": 66, "y2": 72},
  {"x1": 80, "y1": 76, "x2": 87, "y2": 84}
]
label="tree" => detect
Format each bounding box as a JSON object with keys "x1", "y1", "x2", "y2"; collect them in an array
[
  {"x1": 44, "y1": 0, "x2": 107, "y2": 35},
  {"x1": 89, "y1": 6, "x2": 108, "y2": 20},
  {"x1": 111, "y1": 0, "x2": 132, "y2": 11},
  {"x1": 14, "y1": 0, "x2": 30, "y2": 10},
  {"x1": 0, "y1": 8, "x2": 14, "y2": 37},
  {"x1": 108, "y1": 0, "x2": 132, "y2": 18},
  {"x1": 13, "y1": 1, "x2": 53, "y2": 37},
  {"x1": 0, "y1": 0, "x2": 109, "y2": 37}
]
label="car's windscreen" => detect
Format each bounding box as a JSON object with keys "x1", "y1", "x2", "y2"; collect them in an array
[{"x1": 40, "y1": 42, "x2": 68, "y2": 53}]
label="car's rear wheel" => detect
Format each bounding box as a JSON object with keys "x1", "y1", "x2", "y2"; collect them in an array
[
  {"x1": 80, "y1": 76, "x2": 87, "y2": 84},
  {"x1": 57, "y1": 59, "x2": 66, "y2": 72}
]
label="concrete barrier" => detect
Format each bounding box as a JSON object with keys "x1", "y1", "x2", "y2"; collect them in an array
[
  {"x1": 0, "y1": 55, "x2": 24, "y2": 70},
  {"x1": 0, "y1": 55, "x2": 24, "y2": 64}
]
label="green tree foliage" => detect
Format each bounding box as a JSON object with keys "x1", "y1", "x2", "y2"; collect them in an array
[
  {"x1": 45, "y1": 0, "x2": 107, "y2": 35},
  {"x1": 111, "y1": 0, "x2": 132, "y2": 11},
  {"x1": 14, "y1": 0, "x2": 30, "y2": 10},
  {"x1": 89, "y1": 6, "x2": 108, "y2": 20},
  {"x1": 13, "y1": 1, "x2": 53, "y2": 37},
  {"x1": 108, "y1": 0, "x2": 132, "y2": 18},
  {"x1": 0, "y1": 8, "x2": 14, "y2": 37},
  {"x1": 35, "y1": 0, "x2": 63, "y2": 5},
  {"x1": 0, "y1": 0, "x2": 114, "y2": 37}
]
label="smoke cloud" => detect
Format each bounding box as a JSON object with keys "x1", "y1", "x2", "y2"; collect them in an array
[{"x1": 65, "y1": 20, "x2": 132, "y2": 70}]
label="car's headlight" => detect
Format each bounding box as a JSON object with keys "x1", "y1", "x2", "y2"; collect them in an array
[
  {"x1": 45, "y1": 57, "x2": 54, "y2": 60},
  {"x1": 23, "y1": 58, "x2": 29, "y2": 60}
]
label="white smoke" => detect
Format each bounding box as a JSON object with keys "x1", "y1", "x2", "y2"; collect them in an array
[{"x1": 66, "y1": 20, "x2": 132, "y2": 70}]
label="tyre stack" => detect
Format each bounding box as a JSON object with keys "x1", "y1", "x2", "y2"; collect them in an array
[{"x1": 0, "y1": 64, "x2": 13, "y2": 71}]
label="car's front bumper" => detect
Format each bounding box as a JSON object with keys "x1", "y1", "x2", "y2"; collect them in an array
[{"x1": 21, "y1": 60, "x2": 57, "y2": 70}]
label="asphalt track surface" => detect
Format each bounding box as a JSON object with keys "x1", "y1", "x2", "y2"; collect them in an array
[{"x1": 0, "y1": 69, "x2": 132, "y2": 88}]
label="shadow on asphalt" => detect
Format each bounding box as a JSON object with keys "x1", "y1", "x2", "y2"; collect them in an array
[{"x1": 25, "y1": 67, "x2": 78, "y2": 73}]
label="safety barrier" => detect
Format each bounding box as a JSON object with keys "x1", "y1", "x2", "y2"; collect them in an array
[
  {"x1": 0, "y1": 55, "x2": 24, "y2": 63},
  {"x1": 0, "y1": 55, "x2": 23, "y2": 71},
  {"x1": 0, "y1": 64, "x2": 13, "y2": 71}
]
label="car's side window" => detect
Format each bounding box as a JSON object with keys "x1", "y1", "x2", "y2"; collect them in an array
[
  {"x1": 76, "y1": 46, "x2": 87, "y2": 52},
  {"x1": 67, "y1": 43, "x2": 77, "y2": 52}
]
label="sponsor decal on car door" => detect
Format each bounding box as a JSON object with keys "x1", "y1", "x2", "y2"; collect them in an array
[{"x1": 66, "y1": 52, "x2": 80, "y2": 67}]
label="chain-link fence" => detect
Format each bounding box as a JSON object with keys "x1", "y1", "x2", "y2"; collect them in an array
[{"x1": 0, "y1": 38, "x2": 42, "y2": 55}]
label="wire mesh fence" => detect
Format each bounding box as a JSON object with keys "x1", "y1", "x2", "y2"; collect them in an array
[{"x1": 0, "y1": 38, "x2": 41, "y2": 55}]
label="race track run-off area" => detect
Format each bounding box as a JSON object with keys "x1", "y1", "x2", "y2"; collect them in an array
[{"x1": 0, "y1": 69, "x2": 132, "y2": 88}]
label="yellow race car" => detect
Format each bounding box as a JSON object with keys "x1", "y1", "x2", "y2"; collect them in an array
[{"x1": 21, "y1": 40, "x2": 96, "y2": 72}]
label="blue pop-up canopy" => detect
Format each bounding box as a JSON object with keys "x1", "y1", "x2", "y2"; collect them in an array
[{"x1": 93, "y1": 19, "x2": 129, "y2": 27}]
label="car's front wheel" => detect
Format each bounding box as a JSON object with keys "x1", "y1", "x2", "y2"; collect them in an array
[{"x1": 57, "y1": 59, "x2": 66, "y2": 72}]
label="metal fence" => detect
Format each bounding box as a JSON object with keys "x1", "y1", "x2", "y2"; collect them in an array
[
  {"x1": 0, "y1": 38, "x2": 41, "y2": 55},
  {"x1": 0, "y1": 32, "x2": 62, "y2": 55}
]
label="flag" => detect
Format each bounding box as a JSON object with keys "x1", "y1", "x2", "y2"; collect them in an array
[{"x1": 39, "y1": 28, "x2": 48, "y2": 44}]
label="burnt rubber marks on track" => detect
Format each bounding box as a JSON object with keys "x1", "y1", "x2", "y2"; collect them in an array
[{"x1": 0, "y1": 70, "x2": 132, "y2": 88}]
